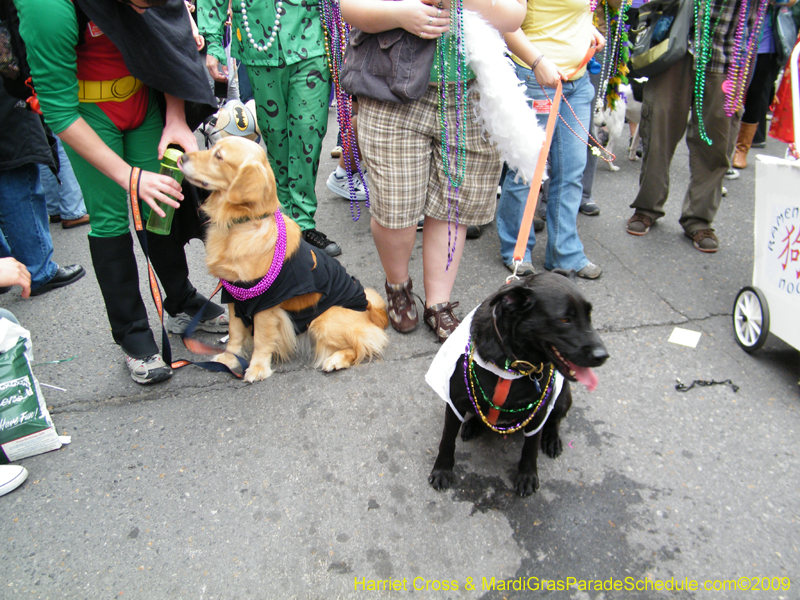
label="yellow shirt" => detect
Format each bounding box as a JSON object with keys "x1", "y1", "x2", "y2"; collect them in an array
[{"x1": 511, "y1": 0, "x2": 594, "y2": 80}]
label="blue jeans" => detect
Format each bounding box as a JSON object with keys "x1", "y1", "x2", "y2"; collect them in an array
[
  {"x1": 39, "y1": 139, "x2": 87, "y2": 221},
  {"x1": 0, "y1": 164, "x2": 58, "y2": 289},
  {"x1": 497, "y1": 66, "x2": 594, "y2": 271}
]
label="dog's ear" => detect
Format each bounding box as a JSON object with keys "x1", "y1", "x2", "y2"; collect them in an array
[
  {"x1": 489, "y1": 282, "x2": 536, "y2": 313},
  {"x1": 551, "y1": 268, "x2": 577, "y2": 281},
  {"x1": 227, "y1": 160, "x2": 278, "y2": 211}
]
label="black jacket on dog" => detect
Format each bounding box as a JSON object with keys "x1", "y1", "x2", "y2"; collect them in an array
[{"x1": 221, "y1": 240, "x2": 368, "y2": 333}]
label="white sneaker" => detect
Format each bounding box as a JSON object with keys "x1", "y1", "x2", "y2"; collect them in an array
[
  {"x1": 0, "y1": 465, "x2": 28, "y2": 497},
  {"x1": 326, "y1": 170, "x2": 367, "y2": 201},
  {"x1": 125, "y1": 353, "x2": 172, "y2": 385}
]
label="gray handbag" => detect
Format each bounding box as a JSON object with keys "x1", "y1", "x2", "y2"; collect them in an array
[
  {"x1": 630, "y1": 0, "x2": 694, "y2": 78},
  {"x1": 340, "y1": 28, "x2": 437, "y2": 104}
]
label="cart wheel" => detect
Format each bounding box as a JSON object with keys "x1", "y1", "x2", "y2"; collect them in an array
[{"x1": 733, "y1": 286, "x2": 770, "y2": 353}]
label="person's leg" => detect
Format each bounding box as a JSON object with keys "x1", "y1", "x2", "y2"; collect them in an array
[
  {"x1": 358, "y1": 95, "x2": 431, "y2": 333},
  {"x1": 237, "y1": 61, "x2": 254, "y2": 104},
  {"x1": 543, "y1": 74, "x2": 594, "y2": 272},
  {"x1": 371, "y1": 220, "x2": 417, "y2": 285},
  {"x1": 631, "y1": 53, "x2": 694, "y2": 221},
  {"x1": 496, "y1": 63, "x2": 544, "y2": 268},
  {"x1": 38, "y1": 164, "x2": 61, "y2": 219},
  {"x1": 679, "y1": 68, "x2": 739, "y2": 236},
  {"x1": 62, "y1": 103, "x2": 160, "y2": 360},
  {"x1": 52, "y1": 139, "x2": 88, "y2": 221},
  {"x1": 423, "y1": 83, "x2": 501, "y2": 335},
  {"x1": 0, "y1": 164, "x2": 58, "y2": 289},
  {"x1": 580, "y1": 51, "x2": 603, "y2": 214},
  {"x1": 248, "y1": 60, "x2": 338, "y2": 254},
  {"x1": 421, "y1": 217, "x2": 467, "y2": 305},
  {"x1": 359, "y1": 96, "x2": 431, "y2": 277},
  {"x1": 248, "y1": 64, "x2": 292, "y2": 215},
  {"x1": 734, "y1": 53, "x2": 780, "y2": 168},
  {"x1": 285, "y1": 55, "x2": 332, "y2": 227},
  {"x1": 497, "y1": 168, "x2": 537, "y2": 265},
  {"x1": 123, "y1": 100, "x2": 225, "y2": 325}
]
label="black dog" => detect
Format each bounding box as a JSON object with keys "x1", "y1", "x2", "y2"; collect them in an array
[{"x1": 427, "y1": 271, "x2": 609, "y2": 497}]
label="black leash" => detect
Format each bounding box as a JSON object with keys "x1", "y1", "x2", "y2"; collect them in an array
[{"x1": 675, "y1": 378, "x2": 739, "y2": 393}]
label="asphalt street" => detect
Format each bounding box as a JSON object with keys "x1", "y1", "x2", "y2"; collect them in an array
[{"x1": 1, "y1": 107, "x2": 798, "y2": 600}]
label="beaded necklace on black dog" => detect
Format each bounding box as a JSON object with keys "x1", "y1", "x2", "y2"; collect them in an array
[{"x1": 463, "y1": 338, "x2": 555, "y2": 435}]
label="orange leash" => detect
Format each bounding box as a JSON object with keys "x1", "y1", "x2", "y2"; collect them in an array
[{"x1": 510, "y1": 47, "x2": 597, "y2": 275}]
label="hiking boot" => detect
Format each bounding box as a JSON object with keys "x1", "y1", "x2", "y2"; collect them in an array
[
  {"x1": 303, "y1": 228, "x2": 342, "y2": 257},
  {"x1": 576, "y1": 262, "x2": 602, "y2": 279},
  {"x1": 626, "y1": 212, "x2": 653, "y2": 236},
  {"x1": 166, "y1": 310, "x2": 229, "y2": 334},
  {"x1": 686, "y1": 228, "x2": 719, "y2": 253},
  {"x1": 423, "y1": 301, "x2": 460, "y2": 343},
  {"x1": 326, "y1": 170, "x2": 367, "y2": 201},
  {"x1": 125, "y1": 353, "x2": 173, "y2": 385},
  {"x1": 385, "y1": 279, "x2": 418, "y2": 333}
]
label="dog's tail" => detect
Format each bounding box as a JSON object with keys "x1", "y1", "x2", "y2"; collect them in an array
[{"x1": 364, "y1": 287, "x2": 389, "y2": 330}]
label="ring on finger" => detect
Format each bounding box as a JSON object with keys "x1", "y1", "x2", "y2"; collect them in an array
[
  {"x1": 436, "y1": 8, "x2": 441, "y2": 17},
  {"x1": 428, "y1": 17, "x2": 433, "y2": 25}
]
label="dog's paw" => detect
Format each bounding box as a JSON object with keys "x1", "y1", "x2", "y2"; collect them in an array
[
  {"x1": 243, "y1": 362, "x2": 273, "y2": 382},
  {"x1": 428, "y1": 469, "x2": 455, "y2": 491},
  {"x1": 213, "y1": 352, "x2": 245, "y2": 378},
  {"x1": 514, "y1": 472, "x2": 539, "y2": 497},
  {"x1": 321, "y1": 352, "x2": 352, "y2": 372},
  {"x1": 460, "y1": 416, "x2": 484, "y2": 441},
  {"x1": 607, "y1": 162, "x2": 620, "y2": 172},
  {"x1": 541, "y1": 432, "x2": 563, "y2": 458}
]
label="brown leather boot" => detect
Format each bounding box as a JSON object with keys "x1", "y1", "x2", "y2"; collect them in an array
[{"x1": 732, "y1": 122, "x2": 758, "y2": 169}]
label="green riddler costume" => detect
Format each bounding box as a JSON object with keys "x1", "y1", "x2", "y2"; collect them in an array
[
  {"x1": 17, "y1": 0, "x2": 223, "y2": 360},
  {"x1": 199, "y1": 0, "x2": 331, "y2": 232}
]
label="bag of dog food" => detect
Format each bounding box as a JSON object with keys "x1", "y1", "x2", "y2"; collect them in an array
[{"x1": 0, "y1": 318, "x2": 68, "y2": 464}]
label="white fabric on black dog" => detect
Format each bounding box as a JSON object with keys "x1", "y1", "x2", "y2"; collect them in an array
[{"x1": 425, "y1": 307, "x2": 564, "y2": 437}]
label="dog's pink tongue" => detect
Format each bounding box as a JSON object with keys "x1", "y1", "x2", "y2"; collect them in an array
[{"x1": 565, "y1": 360, "x2": 599, "y2": 392}]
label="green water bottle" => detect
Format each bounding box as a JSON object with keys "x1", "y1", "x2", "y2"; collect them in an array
[{"x1": 146, "y1": 148, "x2": 184, "y2": 235}]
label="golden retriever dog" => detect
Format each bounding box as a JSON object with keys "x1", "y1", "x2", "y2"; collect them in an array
[{"x1": 180, "y1": 137, "x2": 389, "y2": 382}]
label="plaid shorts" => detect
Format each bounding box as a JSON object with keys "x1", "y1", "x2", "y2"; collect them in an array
[{"x1": 358, "y1": 82, "x2": 502, "y2": 229}]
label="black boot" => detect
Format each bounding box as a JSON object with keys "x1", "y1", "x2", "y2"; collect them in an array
[
  {"x1": 145, "y1": 230, "x2": 223, "y2": 320},
  {"x1": 88, "y1": 233, "x2": 159, "y2": 359}
]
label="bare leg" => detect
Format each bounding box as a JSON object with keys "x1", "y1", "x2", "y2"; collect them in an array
[
  {"x1": 421, "y1": 216, "x2": 467, "y2": 307},
  {"x1": 371, "y1": 217, "x2": 417, "y2": 285}
]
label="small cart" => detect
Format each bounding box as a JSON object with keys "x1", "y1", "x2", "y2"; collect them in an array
[{"x1": 732, "y1": 43, "x2": 800, "y2": 379}]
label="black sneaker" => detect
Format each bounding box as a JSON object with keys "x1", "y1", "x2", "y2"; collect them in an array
[{"x1": 303, "y1": 228, "x2": 342, "y2": 257}]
